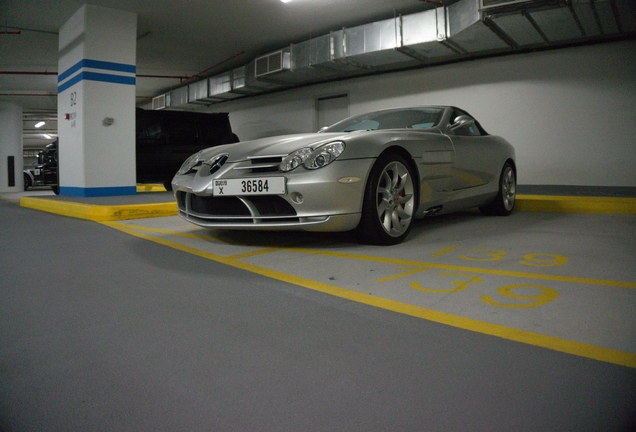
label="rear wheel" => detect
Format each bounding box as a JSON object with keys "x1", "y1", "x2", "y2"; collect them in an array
[
  {"x1": 24, "y1": 174, "x2": 31, "y2": 191},
  {"x1": 479, "y1": 162, "x2": 516, "y2": 216},
  {"x1": 356, "y1": 153, "x2": 417, "y2": 245}
]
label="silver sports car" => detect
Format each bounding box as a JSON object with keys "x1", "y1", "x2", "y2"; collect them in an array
[{"x1": 172, "y1": 106, "x2": 516, "y2": 245}]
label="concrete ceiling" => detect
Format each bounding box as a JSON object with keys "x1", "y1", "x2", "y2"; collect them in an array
[
  {"x1": 1, "y1": 0, "x2": 441, "y2": 147},
  {"x1": 2, "y1": 0, "x2": 635, "y2": 149}
]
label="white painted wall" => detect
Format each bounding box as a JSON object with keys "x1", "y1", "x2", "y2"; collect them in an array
[
  {"x1": 210, "y1": 40, "x2": 636, "y2": 187},
  {"x1": 0, "y1": 102, "x2": 23, "y2": 192}
]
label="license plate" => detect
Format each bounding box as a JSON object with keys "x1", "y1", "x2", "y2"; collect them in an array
[{"x1": 213, "y1": 177, "x2": 286, "y2": 196}]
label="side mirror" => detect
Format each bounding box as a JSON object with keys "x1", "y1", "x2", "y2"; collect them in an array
[{"x1": 450, "y1": 115, "x2": 475, "y2": 131}]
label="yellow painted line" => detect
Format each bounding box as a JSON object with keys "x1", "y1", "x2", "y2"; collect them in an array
[
  {"x1": 20, "y1": 196, "x2": 177, "y2": 221},
  {"x1": 285, "y1": 248, "x2": 636, "y2": 289},
  {"x1": 116, "y1": 221, "x2": 636, "y2": 290},
  {"x1": 516, "y1": 194, "x2": 636, "y2": 214},
  {"x1": 102, "y1": 220, "x2": 636, "y2": 369},
  {"x1": 229, "y1": 248, "x2": 283, "y2": 259},
  {"x1": 118, "y1": 222, "x2": 303, "y2": 255}
]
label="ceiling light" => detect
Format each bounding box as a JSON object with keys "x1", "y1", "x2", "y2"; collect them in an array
[
  {"x1": 43, "y1": 134, "x2": 52, "y2": 139},
  {"x1": 281, "y1": 0, "x2": 292, "y2": 2},
  {"x1": 35, "y1": 121, "x2": 45, "y2": 128}
]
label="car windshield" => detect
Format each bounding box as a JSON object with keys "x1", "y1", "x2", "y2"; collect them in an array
[{"x1": 322, "y1": 107, "x2": 444, "y2": 133}]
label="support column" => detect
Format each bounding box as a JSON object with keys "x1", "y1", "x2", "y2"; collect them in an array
[
  {"x1": 57, "y1": 5, "x2": 137, "y2": 197},
  {"x1": 0, "y1": 102, "x2": 23, "y2": 193}
]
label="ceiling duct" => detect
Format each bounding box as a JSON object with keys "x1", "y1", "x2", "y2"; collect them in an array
[
  {"x1": 525, "y1": 6, "x2": 584, "y2": 43},
  {"x1": 188, "y1": 79, "x2": 223, "y2": 105},
  {"x1": 227, "y1": 66, "x2": 257, "y2": 95},
  {"x1": 152, "y1": 0, "x2": 635, "y2": 110},
  {"x1": 483, "y1": 0, "x2": 634, "y2": 48},
  {"x1": 208, "y1": 71, "x2": 244, "y2": 100},
  {"x1": 332, "y1": 17, "x2": 419, "y2": 70},
  {"x1": 289, "y1": 35, "x2": 343, "y2": 82},
  {"x1": 446, "y1": 0, "x2": 512, "y2": 54},
  {"x1": 166, "y1": 86, "x2": 190, "y2": 110},
  {"x1": 398, "y1": 8, "x2": 459, "y2": 62},
  {"x1": 480, "y1": 0, "x2": 536, "y2": 10}
]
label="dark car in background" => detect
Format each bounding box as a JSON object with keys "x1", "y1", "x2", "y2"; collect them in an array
[
  {"x1": 23, "y1": 109, "x2": 239, "y2": 193},
  {"x1": 136, "y1": 108, "x2": 239, "y2": 190},
  {"x1": 23, "y1": 140, "x2": 60, "y2": 194}
]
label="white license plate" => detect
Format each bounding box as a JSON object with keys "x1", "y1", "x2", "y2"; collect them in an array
[{"x1": 213, "y1": 177, "x2": 286, "y2": 196}]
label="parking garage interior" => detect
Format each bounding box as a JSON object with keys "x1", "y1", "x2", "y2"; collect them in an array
[{"x1": 1, "y1": 0, "x2": 636, "y2": 430}]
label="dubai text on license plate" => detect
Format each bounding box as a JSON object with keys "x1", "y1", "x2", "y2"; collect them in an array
[{"x1": 213, "y1": 177, "x2": 286, "y2": 196}]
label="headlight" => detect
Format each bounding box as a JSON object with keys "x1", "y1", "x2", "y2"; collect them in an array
[
  {"x1": 177, "y1": 151, "x2": 203, "y2": 175},
  {"x1": 280, "y1": 141, "x2": 345, "y2": 172}
]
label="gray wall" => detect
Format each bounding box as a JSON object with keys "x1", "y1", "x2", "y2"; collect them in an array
[{"x1": 211, "y1": 40, "x2": 636, "y2": 187}]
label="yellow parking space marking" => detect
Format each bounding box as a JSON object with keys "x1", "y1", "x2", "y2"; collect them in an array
[
  {"x1": 285, "y1": 248, "x2": 636, "y2": 289},
  {"x1": 229, "y1": 248, "x2": 283, "y2": 260},
  {"x1": 102, "y1": 220, "x2": 636, "y2": 369}
]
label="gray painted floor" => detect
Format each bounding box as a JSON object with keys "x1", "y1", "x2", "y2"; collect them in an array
[{"x1": 1, "y1": 198, "x2": 635, "y2": 431}]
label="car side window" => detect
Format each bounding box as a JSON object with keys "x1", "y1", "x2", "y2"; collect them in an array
[{"x1": 450, "y1": 109, "x2": 482, "y2": 137}]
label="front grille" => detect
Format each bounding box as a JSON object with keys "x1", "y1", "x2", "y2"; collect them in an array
[
  {"x1": 244, "y1": 195, "x2": 296, "y2": 216},
  {"x1": 178, "y1": 191, "x2": 298, "y2": 225},
  {"x1": 234, "y1": 155, "x2": 285, "y2": 174},
  {"x1": 191, "y1": 195, "x2": 251, "y2": 216}
]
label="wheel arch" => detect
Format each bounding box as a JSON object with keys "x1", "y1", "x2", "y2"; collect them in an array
[
  {"x1": 23, "y1": 170, "x2": 35, "y2": 184},
  {"x1": 376, "y1": 145, "x2": 420, "y2": 187},
  {"x1": 505, "y1": 158, "x2": 517, "y2": 174}
]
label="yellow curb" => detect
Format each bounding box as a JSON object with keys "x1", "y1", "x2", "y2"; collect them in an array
[
  {"x1": 20, "y1": 196, "x2": 177, "y2": 221},
  {"x1": 17, "y1": 194, "x2": 636, "y2": 222},
  {"x1": 516, "y1": 195, "x2": 636, "y2": 214},
  {"x1": 136, "y1": 184, "x2": 167, "y2": 192}
]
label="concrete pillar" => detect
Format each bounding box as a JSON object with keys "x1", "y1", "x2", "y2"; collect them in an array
[
  {"x1": 0, "y1": 102, "x2": 23, "y2": 193},
  {"x1": 57, "y1": 5, "x2": 137, "y2": 197}
]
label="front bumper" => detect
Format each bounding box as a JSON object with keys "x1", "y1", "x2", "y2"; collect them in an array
[{"x1": 172, "y1": 158, "x2": 373, "y2": 232}]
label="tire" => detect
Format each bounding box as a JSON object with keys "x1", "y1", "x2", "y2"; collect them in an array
[
  {"x1": 24, "y1": 174, "x2": 31, "y2": 191},
  {"x1": 479, "y1": 161, "x2": 516, "y2": 216},
  {"x1": 356, "y1": 153, "x2": 417, "y2": 245},
  {"x1": 163, "y1": 181, "x2": 173, "y2": 191},
  {"x1": 51, "y1": 185, "x2": 60, "y2": 195}
]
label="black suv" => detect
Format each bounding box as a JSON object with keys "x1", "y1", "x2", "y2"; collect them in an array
[
  {"x1": 136, "y1": 108, "x2": 239, "y2": 190},
  {"x1": 23, "y1": 109, "x2": 239, "y2": 193}
]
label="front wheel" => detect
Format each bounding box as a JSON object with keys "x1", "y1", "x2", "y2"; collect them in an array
[
  {"x1": 356, "y1": 153, "x2": 417, "y2": 245},
  {"x1": 479, "y1": 162, "x2": 516, "y2": 216}
]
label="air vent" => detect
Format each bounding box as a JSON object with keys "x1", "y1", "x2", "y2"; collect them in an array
[
  {"x1": 152, "y1": 94, "x2": 166, "y2": 110},
  {"x1": 254, "y1": 50, "x2": 290, "y2": 78}
]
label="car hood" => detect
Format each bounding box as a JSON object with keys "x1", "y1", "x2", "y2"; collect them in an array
[{"x1": 200, "y1": 132, "x2": 350, "y2": 162}]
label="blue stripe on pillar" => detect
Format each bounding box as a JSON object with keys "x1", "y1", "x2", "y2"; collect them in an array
[
  {"x1": 58, "y1": 71, "x2": 136, "y2": 93},
  {"x1": 58, "y1": 59, "x2": 136, "y2": 82},
  {"x1": 60, "y1": 186, "x2": 137, "y2": 197}
]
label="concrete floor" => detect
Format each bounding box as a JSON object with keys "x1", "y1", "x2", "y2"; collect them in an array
[{"x1": 1, "y1": 191, "x2": 635, "y2": 431}]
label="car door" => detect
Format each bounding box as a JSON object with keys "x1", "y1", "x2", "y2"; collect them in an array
[{"x1": 448, "y1": 109, "x2": 496, "y2": 191}]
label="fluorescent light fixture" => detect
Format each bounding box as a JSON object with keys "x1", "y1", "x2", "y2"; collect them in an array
[
  {"x1": 43, "y1": 134, "x2": 52, "y2": 139},
  {"x1": 281, "y1": 0, "x2": 292, "y2": 2},
  {"x1": 35, "y1": 121, "x2": 45, "y2": 128}
]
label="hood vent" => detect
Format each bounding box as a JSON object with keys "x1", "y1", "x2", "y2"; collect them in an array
[{"x1": 151, "y1": 0, "x2": 635, "y2": 109}]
